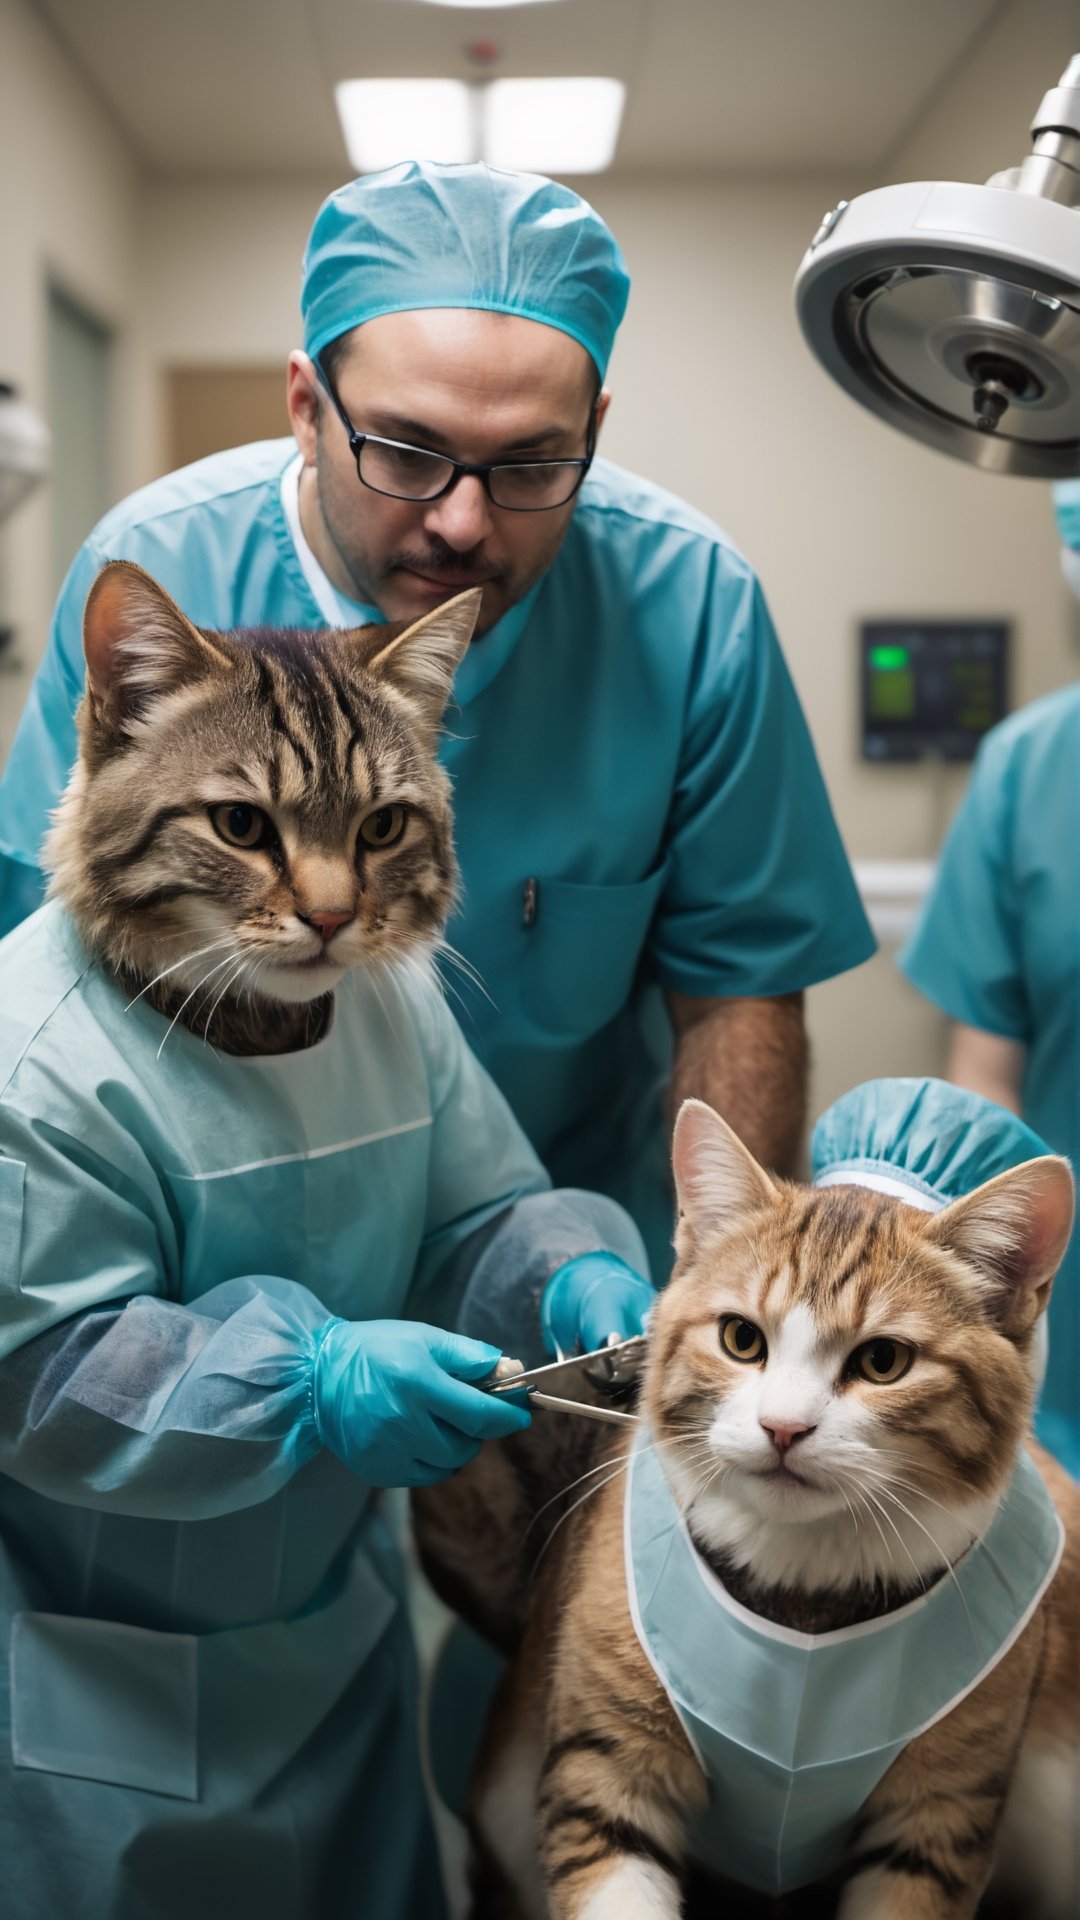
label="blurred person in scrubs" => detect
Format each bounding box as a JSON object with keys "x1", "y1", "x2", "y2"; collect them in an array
[
  {"x1": 0, "y1": 161, "x2": 874, "y2": 1281},
  {"x1": 901, "y1": 478, "x2": 1080, "y2": 1477}
]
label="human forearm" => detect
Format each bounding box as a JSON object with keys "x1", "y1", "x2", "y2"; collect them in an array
[
  {"x1": 668, "y1": 990, "x2": 808, "y2": 1174},
  {"x1": 946, "y1": 1021, "x2": 1025, "y2": 1116}
]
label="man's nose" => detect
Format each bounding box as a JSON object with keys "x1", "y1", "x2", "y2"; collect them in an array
[
  {"x1": 421, "y1": 473, "x2": 495, "y2": 551},
  {"x1": 760, "y1": 1416, "x2": 816, "y2": 1455}
]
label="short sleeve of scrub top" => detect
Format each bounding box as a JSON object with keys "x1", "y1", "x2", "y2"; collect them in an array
[{"x1": 649, "y1": 554, "x2": 871, "y2": 998}]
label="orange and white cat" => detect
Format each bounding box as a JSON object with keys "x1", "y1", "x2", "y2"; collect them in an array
[{"x1": 415, "y1": 1098, "x2": 1080, "y2": 1920}]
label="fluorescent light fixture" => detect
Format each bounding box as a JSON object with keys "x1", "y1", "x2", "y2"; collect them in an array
[
  {"x1": 335, "y1": 79, "x2": 473, "y2": 172},
  {"x1": 335, "y1": 75, "x2": 625, "y2": 176},
  {"x1": 414, "y1": 1, "x2": 567, "y2": 8},
  {"x1": 485, "y1": 77, "x2": 624, "y2": 174}
]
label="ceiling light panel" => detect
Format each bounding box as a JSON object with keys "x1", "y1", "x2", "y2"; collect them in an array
[
  {"x1": 485, "y1": 77, "x2": 625, "y2": 174},
  {"x1": 411, "y1": 1, "x2": 569, "y2": 9},
  {"x1": 335, "y1": 78, "x2": 473, "y2": 171}
]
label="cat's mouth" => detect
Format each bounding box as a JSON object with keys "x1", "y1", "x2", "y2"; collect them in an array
[{"x1": 755, "y1": 1461, "x2": 814, "y2": 1490}]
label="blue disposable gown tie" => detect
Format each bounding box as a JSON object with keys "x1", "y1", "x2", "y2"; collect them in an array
[
  {"x1": 625, "y1": 1432, "x2": 1063, "y2": 1896},
  {"x1": 0, "y1": 901, "x2": 649, "y2": 1919},
  {"x1": 0, "y1": 444, "x2": 874, "y2": 1281}
]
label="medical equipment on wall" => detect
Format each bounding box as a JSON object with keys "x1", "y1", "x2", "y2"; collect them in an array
[
  {"x1": 795, "y1": 56, "x2": 1080, "y2": 478},
  {"x1": 860, "y1": 619, "x2": 1009, "y2": 762}
]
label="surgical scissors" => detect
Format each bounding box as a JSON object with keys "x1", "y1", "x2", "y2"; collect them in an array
[{"x1": 484, "y1": 1334, "x2": 647, "y2": 1426}]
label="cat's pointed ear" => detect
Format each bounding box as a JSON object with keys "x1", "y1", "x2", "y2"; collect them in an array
[
  {"x1": 83, "y1": 562, "x2": 233, "y2": 732},
  {"x1": 922, "y1": 1156, "x2": 1075, "y2": 1328},
  {"x1": 356, "y1": 587, "x2": 481, "y2": 723},
  {"x1": 672, "y1": 1098, "x2": 779, "y2": 1243}
]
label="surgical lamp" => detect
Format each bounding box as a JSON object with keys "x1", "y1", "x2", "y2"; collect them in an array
[
  {"x1": 0, "y1": 383, "x2": 50, "y2": 523},
  {"x1": 795, "y1": 56, "x2": 1080, "y2": 478}
]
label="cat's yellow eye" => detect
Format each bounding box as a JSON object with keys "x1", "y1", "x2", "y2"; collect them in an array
[
  {"x1": 210, "y1": 803, "x2": 272, "y2": 850},
  {"x1": 850, "y1": 1338, "x2": 914, "y2": 1385},
  {"x1": 359, "y1": 805, "x2": 406, "y2": 849},
  {"x1": 719, "y1": 1316, "x2": 767, "y2": 1365}
]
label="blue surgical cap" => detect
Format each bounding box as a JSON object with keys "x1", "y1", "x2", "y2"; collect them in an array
[
  {"x1": 1052, "y1": 480, "x2": 1080, "y2": 554},
  {"x1": 301, "y1": 160, "x2": 630, "y2": 381},
  {"x1": 812, "y1": 1078, "x2": 1054, "y2": 1213}
]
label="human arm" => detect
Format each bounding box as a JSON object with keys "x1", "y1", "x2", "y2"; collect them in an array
[
  {"x1": 0, "y1": 542, "x2": 98, "y2": 934},
  {"x1": 667, "y1": 988, "x2": 808, "y2": 1173},
  {"x1": 900, "y1": 725, "x2": 1031, "y2": 1052},
  {"x1": 946, "y1": 1022, "x2": 1025, "y2": 1117},
  {"x1": 649, "y1": 555, "x2": 871, "y2": 1121},
  {"x1": 0, "y1": 1101, "x2": 528, "y2": 1520}
]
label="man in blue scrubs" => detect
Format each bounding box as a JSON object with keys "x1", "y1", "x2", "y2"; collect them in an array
[
  {"x1": 0, "y1": 161, "x2": 873, "y2": 1279},
  {"x1": 901, "y1": 479, "x2": 1080, "y2": 1477}
]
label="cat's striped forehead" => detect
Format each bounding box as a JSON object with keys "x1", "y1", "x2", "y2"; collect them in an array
[
  {"x1": 701, "y1": 1184, "x2": 935, "y2": 1333},
  {"x1": 200, "y1": 628, "x2": 420, "y2": 822}
]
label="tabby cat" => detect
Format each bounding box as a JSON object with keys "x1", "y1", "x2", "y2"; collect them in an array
[
  {"x1": 47, "y1": 559, "x2": 477, "y2": 1051},
  {"x1": 415, "y1": 1097, "x2": 1080, "y2": 1920}
]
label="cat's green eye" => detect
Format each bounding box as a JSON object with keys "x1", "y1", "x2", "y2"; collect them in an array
[
  {"x1": 850, "y1": 1338, "x2": 914, "y2": 1386},
  {"x1": 719, "y1": 1316, "x2": 767, "y2": 1365},
  {"x1": 210, "y1": 803, "x2": 272, "y2": 851},
  {"x1": 359, "y1": 805, "x2": 406, "y2": 850}
]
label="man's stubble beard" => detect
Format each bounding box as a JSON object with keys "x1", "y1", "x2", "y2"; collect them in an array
[{"x1": 313, "y1": 443, "x2": 577, "y2": 635}]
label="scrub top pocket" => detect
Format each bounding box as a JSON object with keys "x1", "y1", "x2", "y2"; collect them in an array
[
  {"x1": 519, "y1": 862, "x2": 669, "y2": 1040},
  {"x1": 11, "y1": 1611, "x2": 199, "y2": 1800}
]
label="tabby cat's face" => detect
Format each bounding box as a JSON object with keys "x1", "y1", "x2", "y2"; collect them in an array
[
  {"x1": 646, "y1": 1100, "x2": 1072, "y2": 1593},
  {"x1": 47, "y1": 564, "x2": 479, "y2": 1011}
]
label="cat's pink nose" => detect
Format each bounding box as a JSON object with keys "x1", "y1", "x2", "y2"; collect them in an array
[
  {"x1": 760, "y1": 1418, "x2": 815, "y2": 1454},
  {"x1": 304, "y1": 910, "x2": 355, "y2": 942}
]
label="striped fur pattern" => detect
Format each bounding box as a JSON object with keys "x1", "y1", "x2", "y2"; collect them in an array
[
  {"x1": 46, "y1": 562, "x2": 480, "y2": 1053},
  {"x1": 414, "y1": 1100, "x2": 1080, "y2": 1920}
]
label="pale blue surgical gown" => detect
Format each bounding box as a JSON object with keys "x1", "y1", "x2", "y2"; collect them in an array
[
  {"x1": 901, "y1": 688, "x2": 1080, "y2": 1477},
  {"x1": 0, "y1": 898, "x2": 571, "y2": 1918},
  {"x1": 0, "y1": 444, "x2": 874, "y2": 1281}
]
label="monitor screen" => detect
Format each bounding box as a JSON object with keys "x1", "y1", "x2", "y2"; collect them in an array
[{"x1": 860, "y1": 621, "x2": 1009, "y2": 762}]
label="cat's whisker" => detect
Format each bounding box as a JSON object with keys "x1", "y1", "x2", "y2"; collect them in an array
[
  {"x1": 124, "y1": 934, "x2": 236, "y2": 1012},
  {"x1": 201, "y1": 956, "x2": 252, "y2": 1043},
  {"x1": 865, "y1": 1479, "x2": 981, "y2": 1647},
  {"x1": 849, "y1": 1479, "x2": 912, "y2": 1586},
  {"x1": 436, "y1": 941, "x2": 496, "y2": 1009},
  {"x1": 832, "y1": 1468, "x2": 893, "y2": 1565},
  {"x1": 525, "y1": 1446, "x2": 636, "y2": 1539},
  {"x1": 858, "y1": 1463, "x2": 968, "y2": 1523},
  {"x1": 154, "y1": 950, "x2": 239, "y2": 1058},
  {"x1": 369, "y1": 959, "x2": 421, "y2": 1070},
  {"x1": 529, "y1": 1465, "x2": 631, "y2": 1578}
]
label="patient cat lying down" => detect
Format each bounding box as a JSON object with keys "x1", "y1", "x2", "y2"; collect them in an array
[{"x1": 415, "y1": 1092, "x2": 1080, "y2": 1920}]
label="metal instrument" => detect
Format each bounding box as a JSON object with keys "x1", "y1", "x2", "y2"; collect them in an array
[
  {"x1": 796, "y1": 56, "x2": 1080, "y2": 478},
  {"x1": 485, "y1": 1333, "x2": 647, "y2": 1426}
]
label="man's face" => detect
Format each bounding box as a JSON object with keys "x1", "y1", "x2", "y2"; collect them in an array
[{"x1": 288, "y1": 309, "x2": 607, "y2": 635}]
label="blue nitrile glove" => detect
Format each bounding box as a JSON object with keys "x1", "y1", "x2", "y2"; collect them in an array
[
  {"x1": 312, "y1": 1318, "x2": 531, "y2": 1488},
  {"x1": 540, "y1": 1252, "x2": 657, "y2": 1359}
]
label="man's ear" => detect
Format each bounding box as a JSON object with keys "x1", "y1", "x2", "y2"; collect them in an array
[
  {"x1": 922, "y1": 1156, "x2": 1075, "y2": 1329},
  {"x1": 83, "y1": 562, "x2": 233, "y2": 734},
  {"x1": 354, "y1": 587, "x2": 481, "y2": 724},
  {"x1": 672, "y1": 1098, "x2": 779, "y2": 1246}
]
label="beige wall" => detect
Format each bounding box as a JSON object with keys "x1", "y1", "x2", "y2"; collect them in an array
[
  {"x1": 0, "y1": 0, "x2": 153, "y2": 756},
  {"x1": 4, "y1": 1, "x2": 1079, "y2": 1124}
]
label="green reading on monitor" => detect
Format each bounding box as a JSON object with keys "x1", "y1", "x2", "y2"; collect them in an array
[{"x1": 860, "y1": 620, "x2": 1009, "y2": 762}]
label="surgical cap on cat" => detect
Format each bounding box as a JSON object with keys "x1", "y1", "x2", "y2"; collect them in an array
[
  {"x1": 811, "y1": 1077, "x2": 1053, "y2": 1213},
  {"x1": 300, "y1": 160, "x2": 630, "y2": 380}
]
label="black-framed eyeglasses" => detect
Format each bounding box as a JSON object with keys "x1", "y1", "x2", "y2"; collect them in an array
[{"x1": 318, "y1": 368, "x2": 596, "y2": 513}]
